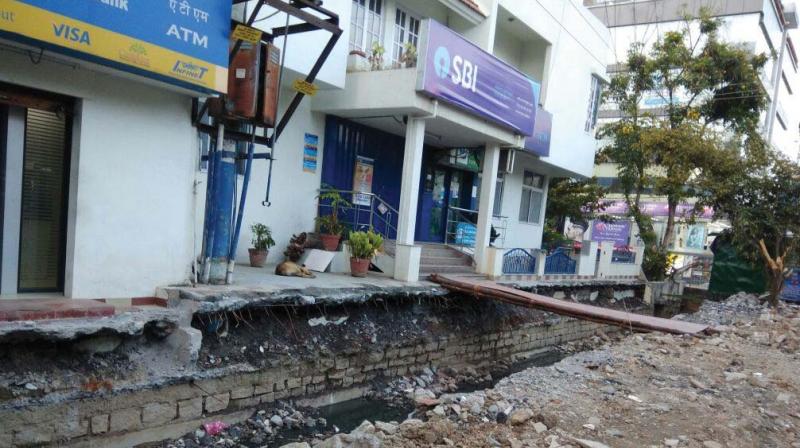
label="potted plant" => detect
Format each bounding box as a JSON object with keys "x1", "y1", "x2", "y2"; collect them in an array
[
  {"x1": 316, "y1": 189, "x2": 351, "y2": 251},
  {"x1": 400, "y1": 42, "x2": 417, "y2": 68},
  {"x1": 347, "y1": 230, "x2": 384, "y2": 277},
  {"x1": 249, "y1": 223, "x2": 275, "y2": 267},
  {"x1": 369, "y1": 41, "x2": 385, "y2": 71}
]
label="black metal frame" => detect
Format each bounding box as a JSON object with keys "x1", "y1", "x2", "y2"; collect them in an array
[{"x1": 192, "y1": 0, "x2": 342, "y2": 150}]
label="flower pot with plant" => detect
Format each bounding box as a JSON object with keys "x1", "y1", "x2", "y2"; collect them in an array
[
  {"x1": 347, "y1": 229, "x2": 383, "y2": 277},
  {"x1": 248, "y1": 223, "x2": 275, "y2": 267},
  {"x1": 316, "y1": 189, "x2": 351, "y2": 251}
]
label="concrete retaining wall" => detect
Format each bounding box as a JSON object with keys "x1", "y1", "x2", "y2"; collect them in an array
[{"x1": 0, "y1": 315, "x2": 615, "y2": 446}]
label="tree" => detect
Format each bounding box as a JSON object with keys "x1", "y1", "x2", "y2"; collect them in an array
[
  {"x1": 706, "y1": 151, "x2": 800, "y2": 306},
  {"x1": 542, "y1": 177, "x2": 606, "y2": 249},
  {"x1": 598, "y1": 11, "x2": 768, "y2": 280}
]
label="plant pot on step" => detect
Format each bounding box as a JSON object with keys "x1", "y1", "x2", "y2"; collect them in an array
[
  {"x1": 320, "y1": 234, "x2": 341, "y2": 251},
  {"x1": 350, "y1": 257, "x2": 371, "y2": 277},
  {"x1": 248, "y1": 248, "x2": 269, "y2": 267}
]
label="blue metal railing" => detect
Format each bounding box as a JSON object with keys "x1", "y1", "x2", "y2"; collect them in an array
[
  {"x1": 502, "y1": 249, "x2": 537, "y2": 274},
  {"x1": 544, "y1": 248, "x2": 577, "y2": 274}
]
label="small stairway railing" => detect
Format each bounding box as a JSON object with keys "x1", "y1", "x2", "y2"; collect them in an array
[
  {"x1": 317, "y1": 189, "x2": 399, "y2": 242},
  {"x1": 445, "y1": 206, "x2": 508, "y2": 252}
]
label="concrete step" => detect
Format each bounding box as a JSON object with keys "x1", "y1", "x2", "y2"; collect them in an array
[
  {"x1": 420, "y1": 255, "x2": 472, "y2": 266},
  {"x1": 419, "y1": 264, "x2": 476, "y2": 274}
]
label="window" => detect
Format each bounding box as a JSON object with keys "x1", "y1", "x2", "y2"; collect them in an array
[
  {"x1": 392, "y1": 8, "x2": 420, "y2": 64},
  {"x1": 585, "y1": 75, "x2": 602, "y2": 132},
  {"x1": 519, "y1": 171, "x2": 545, "y2": 224},
  {"x1": 493, "y1": 174, "x2": 504, "y2": 217},
  {"x1": 350, "y1": 0, "x2": 383, "y2": 53}
]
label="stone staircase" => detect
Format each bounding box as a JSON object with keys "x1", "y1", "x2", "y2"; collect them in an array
[
  {"x1": 378, "y1": 241, "x2": 475, "y2": 276},
  {"x1": 419, "y1": 243, "x2": 475, "y2": 275}
]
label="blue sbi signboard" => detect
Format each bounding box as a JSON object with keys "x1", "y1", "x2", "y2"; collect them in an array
[
  {"x1": 782, "y1": 269, "x2": 800, "y2": 302},
  {"x1": 417, "y1": 20, "x2": 540, "y2": 137},
  {"x1": 1, "y1": 0, "x2": 231, "y2": 93}
]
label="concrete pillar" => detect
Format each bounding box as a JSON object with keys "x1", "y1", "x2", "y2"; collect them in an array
[
  {"x1": 484, "y1": 247, "x2": 505, "y2": 279},
  {"x1": 596, "y1": 241, "x2": 615, "y2": 279},
  {"x1": 577, "y1": 240, "x2": 599, "y2": 277},
  {"x1": 474, "y1": 144, "x2": 500, "y2": 274},
  {"x1": 393, "y1": 117, "x2": 426, "y2": 282},
  {"x1": 535, "y1": 250, "x2": 547, "y2": 276}
]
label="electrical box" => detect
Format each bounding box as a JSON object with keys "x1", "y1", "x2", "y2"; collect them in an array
[
  {"x1": 259, "y1": 43, "x2": 280, "y2": 127},
  {"x1": 208, "y1": 40, "x2": 281, "y2": 128},
  {"x1": 225, "y1": 40, "x2": 261, "y2": 119}
]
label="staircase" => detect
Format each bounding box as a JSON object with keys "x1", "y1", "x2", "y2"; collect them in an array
[
  {"x1": 379, "y1": 241, "x2": 475, "y2": 276},
  {"x1": 419, "y1": 243, "x2": 475, "y2": 276}
]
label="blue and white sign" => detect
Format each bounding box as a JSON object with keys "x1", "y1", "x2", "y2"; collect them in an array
[
  {"x1": 417, "y1": 20, "x2": 540, "y2": 136},
  {"x1": 782, "y1": 269, "x2": 800, "y2": 302},
  {"x1": 1, "y1": 0, "x2": 232, "y2": 92}
]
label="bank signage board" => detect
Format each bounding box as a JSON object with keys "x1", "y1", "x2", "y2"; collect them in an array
[
  {"x1": 591, "y1": 220, "x2": 631, "y2": 247},
  {"x1": 601, "y1": 200, "x2": 714, "y2": 219},
  {"x1": 417, "y1": 20, "x2": 539, "y2": 136},
  {"x1": 523, "y1": 107, "x2": 552, "y2": 157},
  {"x1": 0, "y1": 0, "x2": 231, "y2": 93}
]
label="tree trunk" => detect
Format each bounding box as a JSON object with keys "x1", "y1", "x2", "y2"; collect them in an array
[
  {"x1": 758, "y1": 239, "x2": 785, "y2": 307},
  {"x1": 661, "y1": 199, "x2": 678, "y2": 249}
]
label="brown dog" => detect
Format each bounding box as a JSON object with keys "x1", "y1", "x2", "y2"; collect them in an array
[{"x1": 274, "y1": 261, "x2": 316, "y2": 278}]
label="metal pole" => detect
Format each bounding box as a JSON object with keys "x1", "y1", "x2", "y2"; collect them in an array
[
  {"x1": 226, "y1": 124, "x2": 257, "y2": 284},
  {"x1": 201, "y1": 122, "x2": 226, "y2": 284}
]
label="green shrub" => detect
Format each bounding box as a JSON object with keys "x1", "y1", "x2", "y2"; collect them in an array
[
  {"x1": 250, "y1": 223, "x2": 275, "y2": 250},
  {"x1": 348, "y1": 230, "x2": 384, "y2": 259}
]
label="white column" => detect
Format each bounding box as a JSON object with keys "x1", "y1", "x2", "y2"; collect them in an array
[
  {"x1": 577, "y1": 240, "x2": 599, "y2": 277},
  {"x1": 474, "y1": 144, "x2": 500, "y2": 274},
  {"x1": 393, "y1": 117, "x2": 426, "y2": 282},
  {"x1": 2, "y1": 107, "x2": 25, "y2": 294}
]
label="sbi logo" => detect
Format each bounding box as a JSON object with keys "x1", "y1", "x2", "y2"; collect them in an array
[{"x1": 433, "y1": 46, "x2": 478, "y2": 92}]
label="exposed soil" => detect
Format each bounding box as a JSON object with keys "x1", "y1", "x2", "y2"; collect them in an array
[{"x1": 194, "y1": 293, "x2": 645, "y2": 371}]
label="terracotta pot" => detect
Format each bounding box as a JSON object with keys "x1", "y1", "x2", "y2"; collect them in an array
[
  {"x1": 248, "y1": 248, "x2": 268, "y2": 267},
  {"x1": 350, "y1": 257, "x2": 371, "y2": 277},
  {"x1": 320, "y1": 234, "x2": 341, "y2": 251}
]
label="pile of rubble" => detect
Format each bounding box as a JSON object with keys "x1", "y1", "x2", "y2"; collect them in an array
[
  {"x1": 295, "y1": 294, "x2": 800, "y2": 448},
  {"x1": 673, "y1": 292, "x2": 770, "y2": 326}
]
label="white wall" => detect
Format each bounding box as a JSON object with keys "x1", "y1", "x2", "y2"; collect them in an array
[
  {"x1": 498, "y1": 0, "x2": 612, "y2": 178},
  {"x1": 0, "y1": 48, "x2": 197, "y2": 299},
  {"x1": 492, "y1": 154, "x2": 550, "y2": 250}
]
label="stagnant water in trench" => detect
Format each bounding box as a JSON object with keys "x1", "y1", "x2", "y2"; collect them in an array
[{"x1": 270, "y1": 349, "x2": 567, "y2": 446}]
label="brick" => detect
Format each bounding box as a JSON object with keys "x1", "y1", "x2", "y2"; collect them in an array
[
  {"x1": 312, "y1": 375, "x2": 326, "y2": 383},
  {"x1": 273, "y1": 390, "x2": 288, "y2": 400},
  {"x1": 334, "y1": 357, "x2": 349, "y2": 369},
  {"x1": 109, "y1": 408, "x2": 142, "y2": 432},
  {"x1": 230, "y1": 386, "x2": 254, "y2": 400},
  {"x1": 178, "y1": 397, "x2": 203, "y2": 419},
  {"x1": 254, "y1": 384, "x2": 273, "y2": 395},
  {"x1": 91, "y1": 414, "x2": 109, "y2": 434},
  {"x1": 14, "y1": 425, "x2": 53, "y2": 445},
  {"x1": 205, "y1": 393, "x2": 230, "y2": 413},
  {"x1": 342, "y1": 377, "x2": 354, "y2": 387},
  {"x1": 232, "y1": 396, "x2": 261, "y2": 408},
  {"x1": 142, "y1": 402, "x2": 176, "y2": 426},
  {"x1": 288, "y1": 387, "x2": 304, "y2": 397},
  {"x1": 286, "y1": 377, "x2": 301, "y2": 389},
  {"x1": 328, "y1": 369, "x2": 346, "y2": 380},
  {"x1": 260, "y1": 392, "x2": 275, "y2": 403}
]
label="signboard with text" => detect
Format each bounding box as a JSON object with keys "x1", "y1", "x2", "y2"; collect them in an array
[
  {"x1": 591, "y1": 220, "x2": 631, "y2": 247},
  {"x1": 0, "y1": 0, "x2": 231, "y2": 93},
  {"x1": 601, "y1": 200, "x2": 714, "y2": 219},
  {"x1": 417, "y1": 20, "x2": 539, "y2": 136},
  {"x1": 523, "y1": 107, "x2": 552, "y2": 156},
  {"x1": 782, "y1": 269, "x2": 800, "y2": 303}
]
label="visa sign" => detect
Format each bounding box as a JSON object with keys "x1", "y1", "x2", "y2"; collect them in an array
[{"x1": 417, "y1": 20, "x2": 538, "y2": 136}]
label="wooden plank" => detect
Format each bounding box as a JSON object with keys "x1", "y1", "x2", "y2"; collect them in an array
[{"x1": 430, "y1": 274, "x2": 709, "y2": 335}]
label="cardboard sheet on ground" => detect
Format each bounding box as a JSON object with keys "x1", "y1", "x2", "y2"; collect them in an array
[{"x1": 303, "y1": 249, "x2": 336, "y2": 272}]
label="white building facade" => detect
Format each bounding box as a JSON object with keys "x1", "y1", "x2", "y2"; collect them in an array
[{"x1": 0, "y1": 0, "x2": 610, "y2": 299}]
